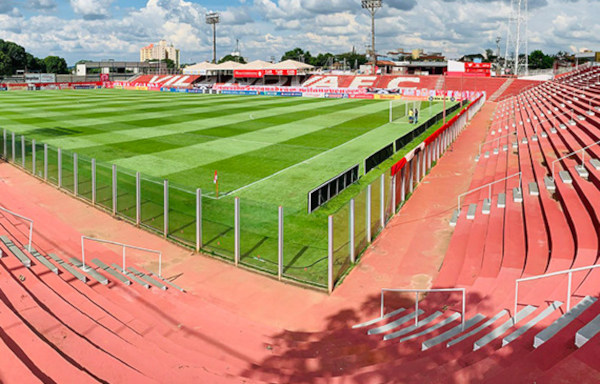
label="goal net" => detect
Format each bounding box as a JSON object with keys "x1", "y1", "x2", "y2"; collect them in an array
[{"x1": 389, "y1": 100, "x2": 423, "y2": 124}]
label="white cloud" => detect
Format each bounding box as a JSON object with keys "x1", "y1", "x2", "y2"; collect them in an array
[{"x1": 70, "y1": 0, "x2": 113, "y2": 20}]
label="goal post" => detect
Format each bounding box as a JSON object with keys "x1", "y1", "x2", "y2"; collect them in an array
[{"x1": 389, "y1": 99, "x2": 424, "y2": 123}]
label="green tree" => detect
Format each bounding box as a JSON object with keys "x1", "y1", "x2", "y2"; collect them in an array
[
  {"x1": 336, "y1": 52, "x2": 368, "y2": 68},
  {"x1": 0, "y1": 51, "x2": 11, "y2": 77},
  {"x1": 281, "y1": 48, "x2": 313, "y2": 63},
  {"x1": 43, "y1": 56, "x2": 69, "y2": 74},
  {"x1": 219, "y1": 54, "x2": 246, "y2": 64},
  {"x1": 529, "y1": 50, "x2": 554, "y2": 69}
]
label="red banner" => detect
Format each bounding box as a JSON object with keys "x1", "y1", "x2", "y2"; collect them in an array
[
  {"x1": 234, "y1": 70, "x2": 265, "y2": 78},
  {"x1": 265, "y1": 69, "x2": 297, "y2": 76}
]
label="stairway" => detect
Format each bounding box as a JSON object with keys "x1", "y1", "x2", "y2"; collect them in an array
[{"x1": 490, "y1": 78, "x2": 514, "y2": 101}]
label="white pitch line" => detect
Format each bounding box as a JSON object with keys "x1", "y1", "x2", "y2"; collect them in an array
[{"x1": 222, "y1": 102, "x2": 440, "y2": 198}]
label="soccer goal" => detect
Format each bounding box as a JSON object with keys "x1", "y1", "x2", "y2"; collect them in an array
[{"x1": 389, "y1": 100, "x2": 423, "y2": 123}]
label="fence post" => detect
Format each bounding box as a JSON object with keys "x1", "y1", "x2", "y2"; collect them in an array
[
  {"x1": 58, "y1": 148, "x2": 62, "y2": 188},
  {"x1": 163, "y1": 179, "x2": 169, "y2": 237},
  {"x1": 112, "y1": 164, "x2": 117, "y2": 215},
  {"x1": 409, "y1": 159, "x2": 414, "y2": 193},
  {"x1": 366, "y1": 184, "x2": 372, "y2": 243},
  {"x1": 380, "y1": 174, "x2": 385, "y2": 229},
  {"x1": 32, "y1": 139, "x2": 36, "y2": 176},
  {"x1": 400, "y1": 167, "x2": 406, "y2": 202},
  {"x1": 328, "y1": 215, "x2": 334, "y2": 294},
  {"x1": 136, "y1": 172, "x2": 141, "y2": 226},
  {"x1": 349, "y1": 198, "x2": 355, "y2": 263},
  {"x1": 73, "y1": 153, "x2": 78, "y2": 196},
  {"x1": 278, "y1": 205, "x2": 283, "y2": 280},
  {"x1": 234, "y1": 197, "x2": 240, "y2": 266},
  {"x1": 196, "y1": 188, "x2": 202, "y2": 252},
  {"x1": 21, "y1": 135, "x2": 25, "y2": 168},
  {"x1": 44, "y1": 144, "x2": 48, "y2": 180},
  {"x1": 91, "y1": 159, "x2": 96, "y2": 204},
  {"x1": 2, "y1": 129, "x2": 5, "y2": 158},
  {"x1": 567, "y1": 271, "x2": 572, "y2": 311},
  {"x1": 11, "y1": 132, "x2": 15, "y2": 163}
]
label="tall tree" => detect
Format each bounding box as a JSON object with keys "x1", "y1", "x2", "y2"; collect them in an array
[{"x1": 43, "y1": 56, "x2": 68, "y2": 74}]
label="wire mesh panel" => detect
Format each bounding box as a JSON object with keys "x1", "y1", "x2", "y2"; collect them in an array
[
  {"x1": 238, "y1": 198, "x2": 279, "y2": 275},
  {"x1": 6, "y1": 132, "x2": 13, "y2": 162},
  {"x1": 282, "y1": 207, "x2": 328, "y2": 288},
  {"x1": 384, "y1": 172, "x2": 394, "y2": 222},
  {"x1": 202, "y1": 196, "x2": 235, "y2": 261},
  {"x1": 77, "y1": 155, "x2": 93, "y2": 202},
  {"x1": 23, "y1": 138, "x2": 33, "y2": 173},
  {"x1": 353, "y1": 187, "x2": 368, "y2": 258},
  {"x1": 116, "y1": 168, "x2": 137, "y2": 221},
  {"x1": 370, "y1": 178, "x2": 381, "y2": 238},
  {"x1": 34, "y1": 142, "x2": 44, "y2": 178},
  {"x1": 46, "y1": 146, "x2": 59, "y2": 185},
  {"x1": 95, "y1": 162, "x2": 113, "y2": 211},
  {"x1": 0, "y1": 130, "x2": 5, "y2": 159},
  {"x1": 332, "y1": 203, "x2": 351, "y2": 285},
  {"x1": 60, "y1": 149, "x2": 75, "y2": 193},
  {"x1": 139, "y1": 175, "x2": 164, "y2": 233},
  {"x1": 14, "y1": 135, "x2": 22, "y2": 167},
  {"x1": 168, "y1": 183, "x2": 196, "y2": 246}
]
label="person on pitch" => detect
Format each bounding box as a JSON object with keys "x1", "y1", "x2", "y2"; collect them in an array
[
  {"x1": 414, "y1": 108, "x2": 419, "y2": 124},
  {"x1": 408, "y1": 108, "x2": 414, "y2": 124}
]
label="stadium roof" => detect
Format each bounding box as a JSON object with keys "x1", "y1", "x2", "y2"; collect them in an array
[{"x1": 183, "y1": 59, "x2": 313, "y2": 75}]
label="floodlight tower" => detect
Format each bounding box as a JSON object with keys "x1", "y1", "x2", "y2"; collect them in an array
[
  {"x1": 503, "y1": 0, "x2": 528, "y2": 76},
  {"x1": 206, "y1": 11, "x2": 221, "y2": 64},
  {"x1": 362, "y1": 0, "x2": 382, "y2": 74}
]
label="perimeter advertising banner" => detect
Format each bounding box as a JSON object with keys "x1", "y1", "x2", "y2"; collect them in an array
[{"x1": 233, "y1": 70, "x2": 265, "y2": 78}]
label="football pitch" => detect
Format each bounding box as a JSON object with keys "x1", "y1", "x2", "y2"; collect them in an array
[{"x1": 0, "y1": 89, "x2": 456, "y2": 287}]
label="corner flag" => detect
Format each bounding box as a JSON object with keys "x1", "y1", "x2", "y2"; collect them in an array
[{"x1": 214, "y1": 170, "x2": 219, "y2": 198}]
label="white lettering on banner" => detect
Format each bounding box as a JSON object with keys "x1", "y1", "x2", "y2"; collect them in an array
[
  {"x1": 309, "y1": 76, "x2": 339, "y2": 88},
  {"x1": 349, "y1": 76, "x2": 377, "y2": 88},
  {"x1": 387, "y1": 77, "x2": 421, "y2": 89}
]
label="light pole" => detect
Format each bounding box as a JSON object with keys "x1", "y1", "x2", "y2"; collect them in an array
[
  {"x1": 206, "y1": 12, "x2": 221, "y2": 64},
  {"x1": 362, "y1": 0, "x2": 382, "y2": 75}
]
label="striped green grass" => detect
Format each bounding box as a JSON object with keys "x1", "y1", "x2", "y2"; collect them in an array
[{"x1": 0, "y1": 89, "x2": 451, "y2": 287}]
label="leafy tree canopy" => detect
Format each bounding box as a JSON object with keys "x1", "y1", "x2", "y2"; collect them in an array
[{"x1": 0, "y1": 39, "x2": 69, "y2": 76}]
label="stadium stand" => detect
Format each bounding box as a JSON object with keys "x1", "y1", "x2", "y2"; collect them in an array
[{"x1": 3, "y1": 65, "x2": 600, "y2": 382}]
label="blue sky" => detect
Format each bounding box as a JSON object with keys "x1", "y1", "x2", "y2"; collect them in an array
[{"x1": 0, "y1": 0, "x2": 597, "y2": 65}]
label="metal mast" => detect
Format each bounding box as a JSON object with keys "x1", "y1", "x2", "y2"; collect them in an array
[
  {"x1": 504, "y1": 0, "x2": 528, "y2": 75},
  {"x1": 361, "y1": 0, "x2": 382, "y2": 74},
  {"x1": 206, "y1": 12, "x2": 221, "y2": 64}
]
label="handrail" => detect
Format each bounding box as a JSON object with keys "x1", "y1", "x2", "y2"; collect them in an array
[
  {"x1": 457, "y1": 172, "x2": 522, "y2": 214},
  {"x1": 81, "y1": 236, "x2": 163, "y2": 277},
  {"x1": 551, "y1": 139, "x2": 600, "y2": 180},
  {"x1": 0, "y1": 206, "x2": 33, "y2": 252},
  {"x1": 514, "y1": 264, "x2": 600, "y2": 322},
  {"x1": 479, "y1": 132, "x2": 517, "y2": 155},
  {"x1": 381, "y1": 288, "x2": 466, "y2": 331}
]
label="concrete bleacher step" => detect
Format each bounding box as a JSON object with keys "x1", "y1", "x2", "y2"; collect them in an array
[
  {"x1": 112, "y1": 263, "x2": 150, "y2": 288},
  {"x1": 49, "y1": 253, "x2": 86, "y2": 283},
  {"x1": 544, "y1": 176, "x2": 556, "y2": 192},
  {"x1": 127, "y1": 266, "x2": 167, "y2": 290},
  {"x1": 473, "y1": 305, "x2": 538, "y2": 351},
  {"x1": 497, "y1": 193, "x2": 506, "y2": 208},
  {"x1": 29, "y1": 248, "x2": 58, "y2": 274},
  {"x1": 0, "y1": 235, "x2": 32, "y2": 268},
  {"x1": 447, "y1": 310, "x2": 508, "y2": 348},
  {"x1": 92, "y1": 259, "x2": 130, "y2": 286},
  {"x1": 559, "y1": 170, "x2": 573, "y2": 184},
  {"x1": 150, "y1": 273, "x2": 185, "y2": 292},
  {"x1": 466, "y1": 204, "x2": 477, "y2": 220},
  {"x1": 353, "y1": 308, "x2": 406, "y2": 329},
  {"x1": 590, "y1": 158, "x2": 600, "y2": 171},
  {"x1": 422, "y1": 314, "x2": 486, "y2": 351},
  {"x1": 503, "y1": 301, "x2": 563, "y2": 347},
  {"x1": 368, "y1": 310, "x2": 425, "y2": 335},
  {"x1": 512, "y1": 188, "x2": 523, "y2": 203},
  {"x1": 528, "y1": 182, "x2": 539, "y2": 196},
  {"x1": 575, "y1": 164, "x2": 589, "y2": 179},
  {"x1": 575, "y1": 314, "x2": 600, "y2": 348},
  {"x1": 69, "y1": 257, "x2": 109, "y2": 285},
  {"x1": 399, "y1": 313, "x2": 460, "y2": 343},
  {"x1": 383, "y1": 311, "x2": 443, "y2": 341},
  {"x1": 482, "y1": 199, "x2": 491, "y2": 215},
  {"x1": 534, "y1": 296, "x2": 598, "y2": 349}
]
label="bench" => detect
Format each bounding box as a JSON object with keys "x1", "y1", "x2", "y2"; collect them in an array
[
  {"x1": 30, "y1": 248, "x2": 58, "y2": 274},
  {"x1": 92, "y1": 259, "x2": 130, "y2": 286},
  {"x1": 473, "y1": 305, "x2": 537, "y2": 351},
  {"x1": 69, "y1": 257, "x2": 108, "y2": 285},
  {"x1": 534, "y1": 296, "x2": 597, "y2": 348},
  {"x1": 503, "y1": 301, "x2": 562, "y2": 347},
  {"x1": 49, "y1": 253, "x2": 86, "y2": 283},
  {"x1": 111, "y1": 263, "x2": 150, "y2": 289},
  {"x1": 127, "y1": 267, "x2": 166, "y2": 290},
  {"x1": 0, "y1": 236, "x2": 31, "y2": 268},
  {"x1": 575, "y1": 314, "x2": 600, "y2": 348}
]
